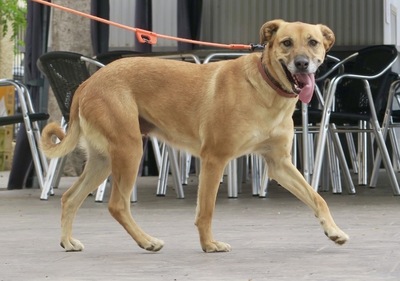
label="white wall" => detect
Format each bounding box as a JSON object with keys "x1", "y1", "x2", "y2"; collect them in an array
[
  {"x1": 383, "y1": 0, "x2": 400, "y2": 46},
  {"x1": 383, "y1": 0, "x2": 400, "y2": 72}
]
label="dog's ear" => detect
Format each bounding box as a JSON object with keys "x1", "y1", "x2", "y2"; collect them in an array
[
  {"x1": 318, "y1": 24, "x2": 335, "y2": 52},
  {"x1": 259, "y1": 19, "x2": 285, "y2": 45}
]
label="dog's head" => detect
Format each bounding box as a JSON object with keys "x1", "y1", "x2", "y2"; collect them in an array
[{"x1": 259, "y1": 19, "x2": 335, "y2": 103}]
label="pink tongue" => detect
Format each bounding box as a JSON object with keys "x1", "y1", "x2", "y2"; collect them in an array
[{"x1": 295, "y1": 73, "x2": 315, "y2": 104}]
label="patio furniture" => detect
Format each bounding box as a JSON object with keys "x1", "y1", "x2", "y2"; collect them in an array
[
  {"x1": 37, "y1": 51, "x2": 105, "y2": 200},
  {"x1": 0, "y1": 79, "x2": 49, "y2": 189},
  {"x1": 311, "y1": 45, "x2": 400, "y2": 195},
  {"x1": 292, "y1": 54, "x2": 357, "y2": 194},
  {"x1": 370, "y1": 76, "x2": 400, "y2": 187}
]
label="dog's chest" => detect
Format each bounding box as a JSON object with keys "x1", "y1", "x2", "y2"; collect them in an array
[{"x1": 238, "y1": 109, "x2": 294, "y2": 153}]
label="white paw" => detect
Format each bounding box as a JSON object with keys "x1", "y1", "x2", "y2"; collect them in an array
[
  {"x1": 60, "y1": 237, "x2": 84, "y2": 252},
  {"x1": 138, "y1": 237, "x2": 164, "y2": 252},
  {"x1": 203, "y1": 241, "x2": 232, "y2": 253},
  {"x1": 325, "y1": 228, "x2": 349, "y2": 245}
]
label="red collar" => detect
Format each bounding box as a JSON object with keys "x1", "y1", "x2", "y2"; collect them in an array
[{"x1": 257, "y1": 59, "x2": 298, "y2": 99}]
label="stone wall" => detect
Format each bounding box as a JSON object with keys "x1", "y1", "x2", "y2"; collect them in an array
[{"x1": 48, "y1": 0, "x2": 92, "y2": 176}]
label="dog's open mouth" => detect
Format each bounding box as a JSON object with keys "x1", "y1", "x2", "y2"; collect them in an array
[{"x1": 282, "y1": 63, "x2": 315, "y2": 104}]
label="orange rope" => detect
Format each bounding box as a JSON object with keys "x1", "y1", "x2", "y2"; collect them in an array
[{"x1": 32, "y1": 0, "x2": 255, "y2": 50}]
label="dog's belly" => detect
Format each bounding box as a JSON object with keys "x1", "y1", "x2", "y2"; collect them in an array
[{"x1": 139, "y1": 115, "x2": 202, "y2": 156}]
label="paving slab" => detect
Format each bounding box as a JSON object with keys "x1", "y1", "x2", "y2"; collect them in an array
[{"x1": 1, "y1": 172, "x2": 400, "y2": 281}]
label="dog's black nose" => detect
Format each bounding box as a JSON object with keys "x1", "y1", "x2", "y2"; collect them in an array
[{"x1": 295, "y1": 56, "x2": 309, "y2": 71}]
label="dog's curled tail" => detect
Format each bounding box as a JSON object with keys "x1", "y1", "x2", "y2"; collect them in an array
[{"x1": 40, "y1": 121, "x2": 80, "y2": 158}]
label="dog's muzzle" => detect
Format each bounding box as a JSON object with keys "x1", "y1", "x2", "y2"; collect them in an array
[{"x1": 281, "y1": 56, "x2": 316, "y2": 104}]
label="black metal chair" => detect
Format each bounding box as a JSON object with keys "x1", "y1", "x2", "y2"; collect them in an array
[
  {"x1": 311, "y1": 45, "x2": 400, "y2": 195},
  {"x1": 94, "y1": 50, "x2": 141, "y2": 65},
  {"x1": 0, "y1": 79, "x2": 49, "y2": 189},
  {"x1": 370, "y1": 76, "x2": 400, "y2": 187},
  {"x1": 37, "y1": 51, "x2": 103, "y2": 123},
  {"x1": 292, "y1": 54, "x2": 346, "y2": 192},
  {"x1": 37, "y1": 51, "x2": 104, "y2": 200}
]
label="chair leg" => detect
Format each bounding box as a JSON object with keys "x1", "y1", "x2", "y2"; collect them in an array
[
  {"x1": 370, "y1": 125, "x2": 400, "y2": 188},
  {"x1": 10, "y1": 81, "x2": 47, "y2": 193},
  {"x1": 249, "y1": 154, "x2": 269, "y2": 197},
  {"x1": 26, "y1": 127, "x2": 45, "y2": 189},
  {"x1": 258, "y1": 161, "x2": 269, "y2": 198},
  {"x1": 156, "y1": 143, "x2": 169, "y2": 196},
  {"x1": 242, "y1": 155, "x2": 249, "y2": 184},
  {"x1": 320, "y1": 147, "x2": 331, "y2": 192},
  {"x1": 307, "y1": 133, "x2": 315, "y2": 175},
  {"x1": 130, "y1": 182, "x2": 138, "y2": 203},
  {"x1": 40, "y1": 156, "x2": 67, "y2": 199},
  {"x1": 237, "y1": 156, "x2": 245, "y2": 193},
  {"x1": 326, "y1": 134, "x2": 342, "y2": 193},
  {"x1": 357, "y1": 121, "x2": 368, "y2": 186},
  {"x1": 167, "y1": 146, "x2": 184, "y2": 199},
  {"x1": 330, "y1": 127, "x2": 356, "y2": 194},
  {"x1": 389, "y1": 128, "x2": 400, "y2": 171},
  {"x1": 366, "y1": 83, "x2": 400, "y2": 195},
  {"x1": 251, "y1": 155, "x2": 259, "y2": 196},
  {"x1": 311, "y1": 83, "x2": 336, "y2": 191},
  {"x1": 312, "y1": 123, "x2": 330, "y2": 191},
  {"x1": 292, "y1": 133, "x2": 298, "y2": 167},
  {"x1": 301, "y1": 102, "x2": 311, "y2": 183},
  {"x1": 370, "y1": 129, "x2": 390, "y2": 188},
  {"x1": 371, "y1": 125, "x2": 400, "y2": 194},
  {"x1": 40, "y1": 158, "x2": 59, "y2": 200},
  {"x1": 150, "y1": 137, "x2": 161, "y2": 171},
  {"x1": 345, "y1": 132, "x2": 359, "y2": 174},
  {"x1": 227, "y1": 158, "x2": 238, "y2": 198},
  {"x1": 179, "y1": 151, "x2": 191, "y2": 185},
  {"x1": 95, "y1": 179, "x2": 109, "y2": 202},
  {"x1": 370, "y1": 80, "x2": 400, "y2": 187},
  {"x1": 250, "y1": 154, "x2": 262, "y2": 196},
  {"x1": 156, "y1": 144, "x2": 185, "y2": 198}
]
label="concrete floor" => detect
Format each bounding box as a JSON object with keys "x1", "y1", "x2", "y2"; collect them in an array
[{"x1": 1, "y1": 171, "x2": 400, "y2": 281}]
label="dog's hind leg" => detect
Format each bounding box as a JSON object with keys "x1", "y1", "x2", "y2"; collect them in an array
[
  {"x1": 60, "y1": 147, "x2": 111, "y2": 251},
  {"x1": 195, "y1": 154, "x2": 232, "y2": 252},
  {"x1": 264, "y1": 155, "x2": 349, "y2": 245},
  {"x1": 107, "y1": 133, "x2": 164, "y2": 252}
]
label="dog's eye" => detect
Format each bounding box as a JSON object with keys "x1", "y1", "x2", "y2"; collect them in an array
[
  {"x1": 282, "y1": 40, "x2": 292, "y2": 47},
  {"x1": 309, "y1": 39, "x2": 319, "y2": 47}
]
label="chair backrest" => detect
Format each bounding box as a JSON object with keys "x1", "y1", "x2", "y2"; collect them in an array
[
  {"x1": 334, "y1": 45, "x2": 398, "y2": 117},
  {"x1": 37, "y1": 51, "x2": 92, "y2": 122},
  {"x1": 95, "y1": 50, "x2": 141, "y2": 65},
  {"x1": 96, "y1": 50, "x2": 202, "y2": 65},
  {"x1": 309, "y1": 55, "x2": 343, "y2": 108}
]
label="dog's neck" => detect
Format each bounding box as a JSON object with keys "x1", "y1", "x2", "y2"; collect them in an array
[{"x1": 257, "y1": 58, "x2": 298, "y2": 99}]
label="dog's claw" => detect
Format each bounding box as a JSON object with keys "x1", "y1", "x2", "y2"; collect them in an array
[{"x1": 203, "y1": 241, "x2": 232, "y2": 253}]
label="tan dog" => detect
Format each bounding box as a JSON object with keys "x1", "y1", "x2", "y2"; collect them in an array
[{"x1": 41, "y1": 19, "x2": 349, "y2": 253}]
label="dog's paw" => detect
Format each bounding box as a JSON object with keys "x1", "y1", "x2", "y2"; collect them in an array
[
  {"x1": 60, "y1": 237, "x2": 84, "y2": 252},
  {"x1": 324, "y1": 228, "x2": 349, "y2": 245},
  {"x1": 138, "y1": 237, "x2": 164, "y2": 252},
  {"x1": 202, "y1": 241, "x2": 232, "y2": 253}
]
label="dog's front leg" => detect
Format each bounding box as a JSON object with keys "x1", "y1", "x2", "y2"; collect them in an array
[
  {"x1": 195, "y1": 156, "x2": 232, "y2": 252},
  {"x1": 264, "y1": 155, "x2": 349, "y2": 245}
]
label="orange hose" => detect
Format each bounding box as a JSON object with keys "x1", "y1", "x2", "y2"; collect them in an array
[{"x1": 32, "y1": 0, "x2": 254, "y2": 50}]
